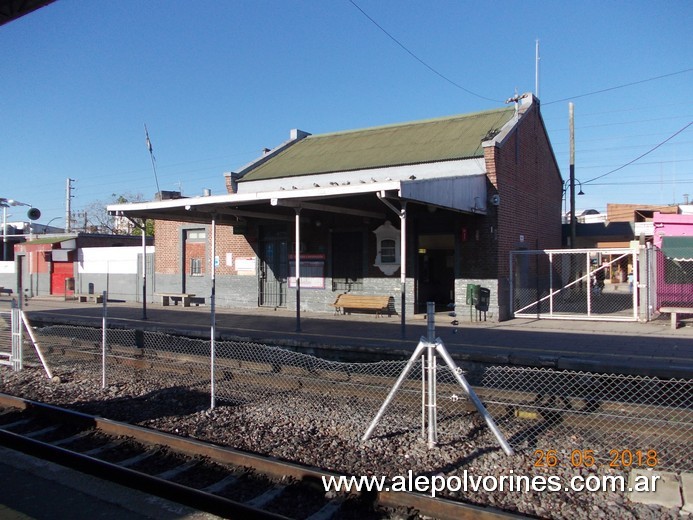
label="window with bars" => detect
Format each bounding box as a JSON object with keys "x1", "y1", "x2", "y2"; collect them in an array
[{"x1": 190, "y1": 258, "x2": 202, "y2": 276}]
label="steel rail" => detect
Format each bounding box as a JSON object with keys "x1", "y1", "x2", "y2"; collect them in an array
[{"x1": 0, "y1": 393, "x2": 524, "y2": 520}]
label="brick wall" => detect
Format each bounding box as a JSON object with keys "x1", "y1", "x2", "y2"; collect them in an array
[
  {"x1": 485, "y1": 103, "x2": 563, "y2": 319},
  {"x1": 154, "y1": 220, "x2": 180, "y2": 275},
  {"x1": 154, "y1": 220, "x2": 257, "y2": 276}
]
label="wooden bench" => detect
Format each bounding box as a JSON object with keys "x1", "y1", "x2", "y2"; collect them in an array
[
  {"x1": 76, "y1": 293, "x2": 103, "y2": 303},
  {"x1": 659, "y1": 307, "x2": 693, "y2": 330},
  {"x1": 331, "y1": 294, "x2": 391, "y2": 318},
  {"x1": 0, "y1": 287, "x2": 12, "y2": 296},
  {"x1": 156, "y1": 293, "x2": 195, "y2": 307}
]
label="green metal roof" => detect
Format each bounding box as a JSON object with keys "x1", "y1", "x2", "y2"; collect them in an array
[
  {"x1": 239, "y1": 107, "x2": 515, "y2": 181},
  {"x1": 25, "y1": 236, "x2": 74, "y2": 245}
]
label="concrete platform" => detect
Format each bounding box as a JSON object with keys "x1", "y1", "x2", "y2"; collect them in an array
[
  {"x1": 6, "y1": 296, "x2": 693, "y2": 378},
  {"x1": 629, "y1": 469, "x2": 693, "y2": 512}
]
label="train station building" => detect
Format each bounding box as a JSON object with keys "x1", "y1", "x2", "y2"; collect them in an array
[{"x1": 109, "y1": 93, "x2": 562, "y2": 322}]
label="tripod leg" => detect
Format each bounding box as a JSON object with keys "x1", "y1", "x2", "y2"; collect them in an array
[
  {"x1": 435, "y1": 339, "x2": 514, "y2": 456},
  {"x1": 362, "y1": 340, "x2": 428, "y2": 441}
]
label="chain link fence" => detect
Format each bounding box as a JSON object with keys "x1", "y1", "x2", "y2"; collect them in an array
[
  {"x1": 3, "y1": 312, "x2": 690, "y2": 473},
  {"x1": 0, "y1": 310, "x2": 12, "y2": 370},
  {"x1": 653, "y1": 245, "x2": 693, "y2": 309},
  {"x1": 511, "y1": 248, "x2": 638, "y2": 320}
]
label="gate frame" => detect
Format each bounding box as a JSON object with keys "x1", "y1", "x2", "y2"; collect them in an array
[{"x1": 510, "y1": 247, "x2": 639, "y2": 321}]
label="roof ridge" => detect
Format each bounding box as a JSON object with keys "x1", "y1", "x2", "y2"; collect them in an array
[{"x1": 307, "y1": 106, "x2": 513, "y2": 139}]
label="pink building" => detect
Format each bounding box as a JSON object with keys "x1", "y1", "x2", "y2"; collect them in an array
[{"x1": 652, "y1": 212, "x2": 693, "y2": 309}]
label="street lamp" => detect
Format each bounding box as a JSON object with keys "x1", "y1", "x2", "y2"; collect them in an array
[
  {"x1": 1, "y1": 198, "x2": 41, "y2": 260},
  {"x1": 562, "y1": 180, "x2": 585, "y2": 246},
  {"x1": 44, "y1": 217, "x2": 63, "y2": 233}
]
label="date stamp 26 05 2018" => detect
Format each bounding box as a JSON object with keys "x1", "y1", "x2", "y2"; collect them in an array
[{"x1": 534, "y1": 449, "x2": 658, "y2": 469}]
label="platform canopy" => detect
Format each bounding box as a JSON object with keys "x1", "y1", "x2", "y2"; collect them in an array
[{"x1": 107, "y1": 168, "x2": 488, "y2": 225}]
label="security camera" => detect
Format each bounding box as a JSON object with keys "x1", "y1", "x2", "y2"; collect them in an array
[{"x1": 489, "y1": 194, "x2": 501, "y2": 206}]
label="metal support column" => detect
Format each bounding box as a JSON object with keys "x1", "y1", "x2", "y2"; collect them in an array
[
  {"x1": 586, "y1": 253, "x2": 592, "y2": 316},
  {"x1": 295, "y1": 208, "x2": 301, "y2": 333},
  {"x1": 549, "y1": 252, "x2": 553, "y2": 316},
  {"x1": 426, "y1": 302, "x2": 437, "y2": 447},
  {"x1": 377, "y1": 193, "x2": 407, "y2": 339},
  {"x1": 400, "y1": 202, "x2": 407, "y2": 339},
  {"x1": 102, "y1": 291, "x2": 107, "y2": 388},
  {"x1": 141, "y1": 228, "x2": 147, "y2": 320},
  {"x1": 210, "y1": 216, "x2": 217, "y2": 409}
]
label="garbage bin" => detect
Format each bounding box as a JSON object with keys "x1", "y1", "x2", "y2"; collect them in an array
[{"x1": 475, "y1": 287, "x2": 490, "y2": 321}]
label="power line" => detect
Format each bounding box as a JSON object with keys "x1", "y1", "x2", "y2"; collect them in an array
[
  {"x1": 588, "y1": 178, "x2": 693, "y2": 186},
  {"x1": 347, "y1": 0, "x2": 502, "y2": 103},
  {"x1": 543, "y1": 68, "x2": 693, "y2": 105},
  {"x1": 583, "y1": 121, "x2": 692, "y2": 184}
]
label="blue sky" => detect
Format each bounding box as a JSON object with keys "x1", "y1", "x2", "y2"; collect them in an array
[{"x1": 1, "y1": 0, "x2": 691, "y2": 228}]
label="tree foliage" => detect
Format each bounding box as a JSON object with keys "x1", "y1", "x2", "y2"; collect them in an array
[{"x1": 79, "y1": 192, "x2": 154, "y2": 236}]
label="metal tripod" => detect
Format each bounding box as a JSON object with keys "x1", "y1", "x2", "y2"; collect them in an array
[{"x1": 362, "y1": 302, "x2": 514, "y2": 456}]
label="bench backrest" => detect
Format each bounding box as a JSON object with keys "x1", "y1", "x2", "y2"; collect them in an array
[{"x1": 335, "y1": 294, "x2": 389, "y2": 306}]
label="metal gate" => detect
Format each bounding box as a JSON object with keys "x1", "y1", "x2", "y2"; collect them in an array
[
  {"x1": 510, "y1": 248, "x2": 638, "y2": 321},
  {"x1": 1, "y1": 306, "x2": 22, "y2": 370},
  {"x1": 259, "y1": 237, "x2": 288, "y2": 308}
]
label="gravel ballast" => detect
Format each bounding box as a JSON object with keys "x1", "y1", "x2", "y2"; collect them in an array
[{"x1": 1, "y1": 365, "x2": 688, "y2": 520}]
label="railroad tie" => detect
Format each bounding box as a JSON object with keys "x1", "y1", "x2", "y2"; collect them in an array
[
  {"x1": 202, "y1": 473, "x2": 239, "y2": 494},
  {"x1": 82, "y1": 440, "x2": 124, "y2": 456},
  {"x1": 244, "y1": 485, "x2": 286, "y2": 509},
  {"x1": 156, "y1": 460, "x2": 199, "y2": 480},
  {"x1": 24, "y1": 425, "x2": 60, "y2": 439},
  {"x1": 49, "y1": 430, "x2": 91, "y2": 447},
  {"x1": 117, "y1": 450, "x2": 157, "y2": 468},
  {"x1": 305, "y1": 498, "x2": 344, "y2": 520},
  {"x1": 0, "y1": 418, "x2": 33, "y2": 430}
]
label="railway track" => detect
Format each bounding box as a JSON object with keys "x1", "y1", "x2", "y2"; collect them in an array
[{"x1": 0, "y1": 393, "x2": 523, "y2": 520}]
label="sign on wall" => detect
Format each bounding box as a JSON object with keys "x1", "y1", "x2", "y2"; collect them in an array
[
  {"x1": 235, "y1": 256, "x2": 256, "y2": 275},
  {"x1": 288, "y1": 254, "x2": 325, "y2": 289}
]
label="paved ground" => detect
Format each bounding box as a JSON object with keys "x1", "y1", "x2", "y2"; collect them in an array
[{"x1": 8, "y1": 296, "x2": 693, "y2": 378}]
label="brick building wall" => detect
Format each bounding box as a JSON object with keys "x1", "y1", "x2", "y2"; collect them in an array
[
  {"x1": 484, "y1": 103, "x2": 563, "y2": 319},
  {"x1": 154, "y1": 219, "x2": 258, "y2": 299}
]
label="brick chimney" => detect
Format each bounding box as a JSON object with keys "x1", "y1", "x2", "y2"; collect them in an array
[{"x1": 224, "y1": 172, "x2": 239, "y2": 194}]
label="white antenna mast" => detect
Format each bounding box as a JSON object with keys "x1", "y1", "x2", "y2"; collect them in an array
[{"x1": 535, "y1": 39, "x2": 540, "y2": 99}]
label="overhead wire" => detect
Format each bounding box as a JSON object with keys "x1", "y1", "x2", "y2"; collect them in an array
[
  {"x1": 582, "y1": 121, "x2": 692, "y2": 184},
  {"x1": 543, "y1": 68, "x2": 693, "y2": 105},
  {"x1": 347, "y1": 0, "x2": 503, "y2": 103}
]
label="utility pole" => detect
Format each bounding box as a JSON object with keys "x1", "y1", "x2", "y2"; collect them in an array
[
  {"x1": 65, "y1": 178, "x2": 75, "y2": 233},
  {"x1": 569, "y1": 103, "x2": 576, "y2": 248}
]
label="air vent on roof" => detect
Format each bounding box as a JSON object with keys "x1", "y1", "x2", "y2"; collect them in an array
[{"x1": 156, "y1": 191, "x2": 182, "y2": 200}]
